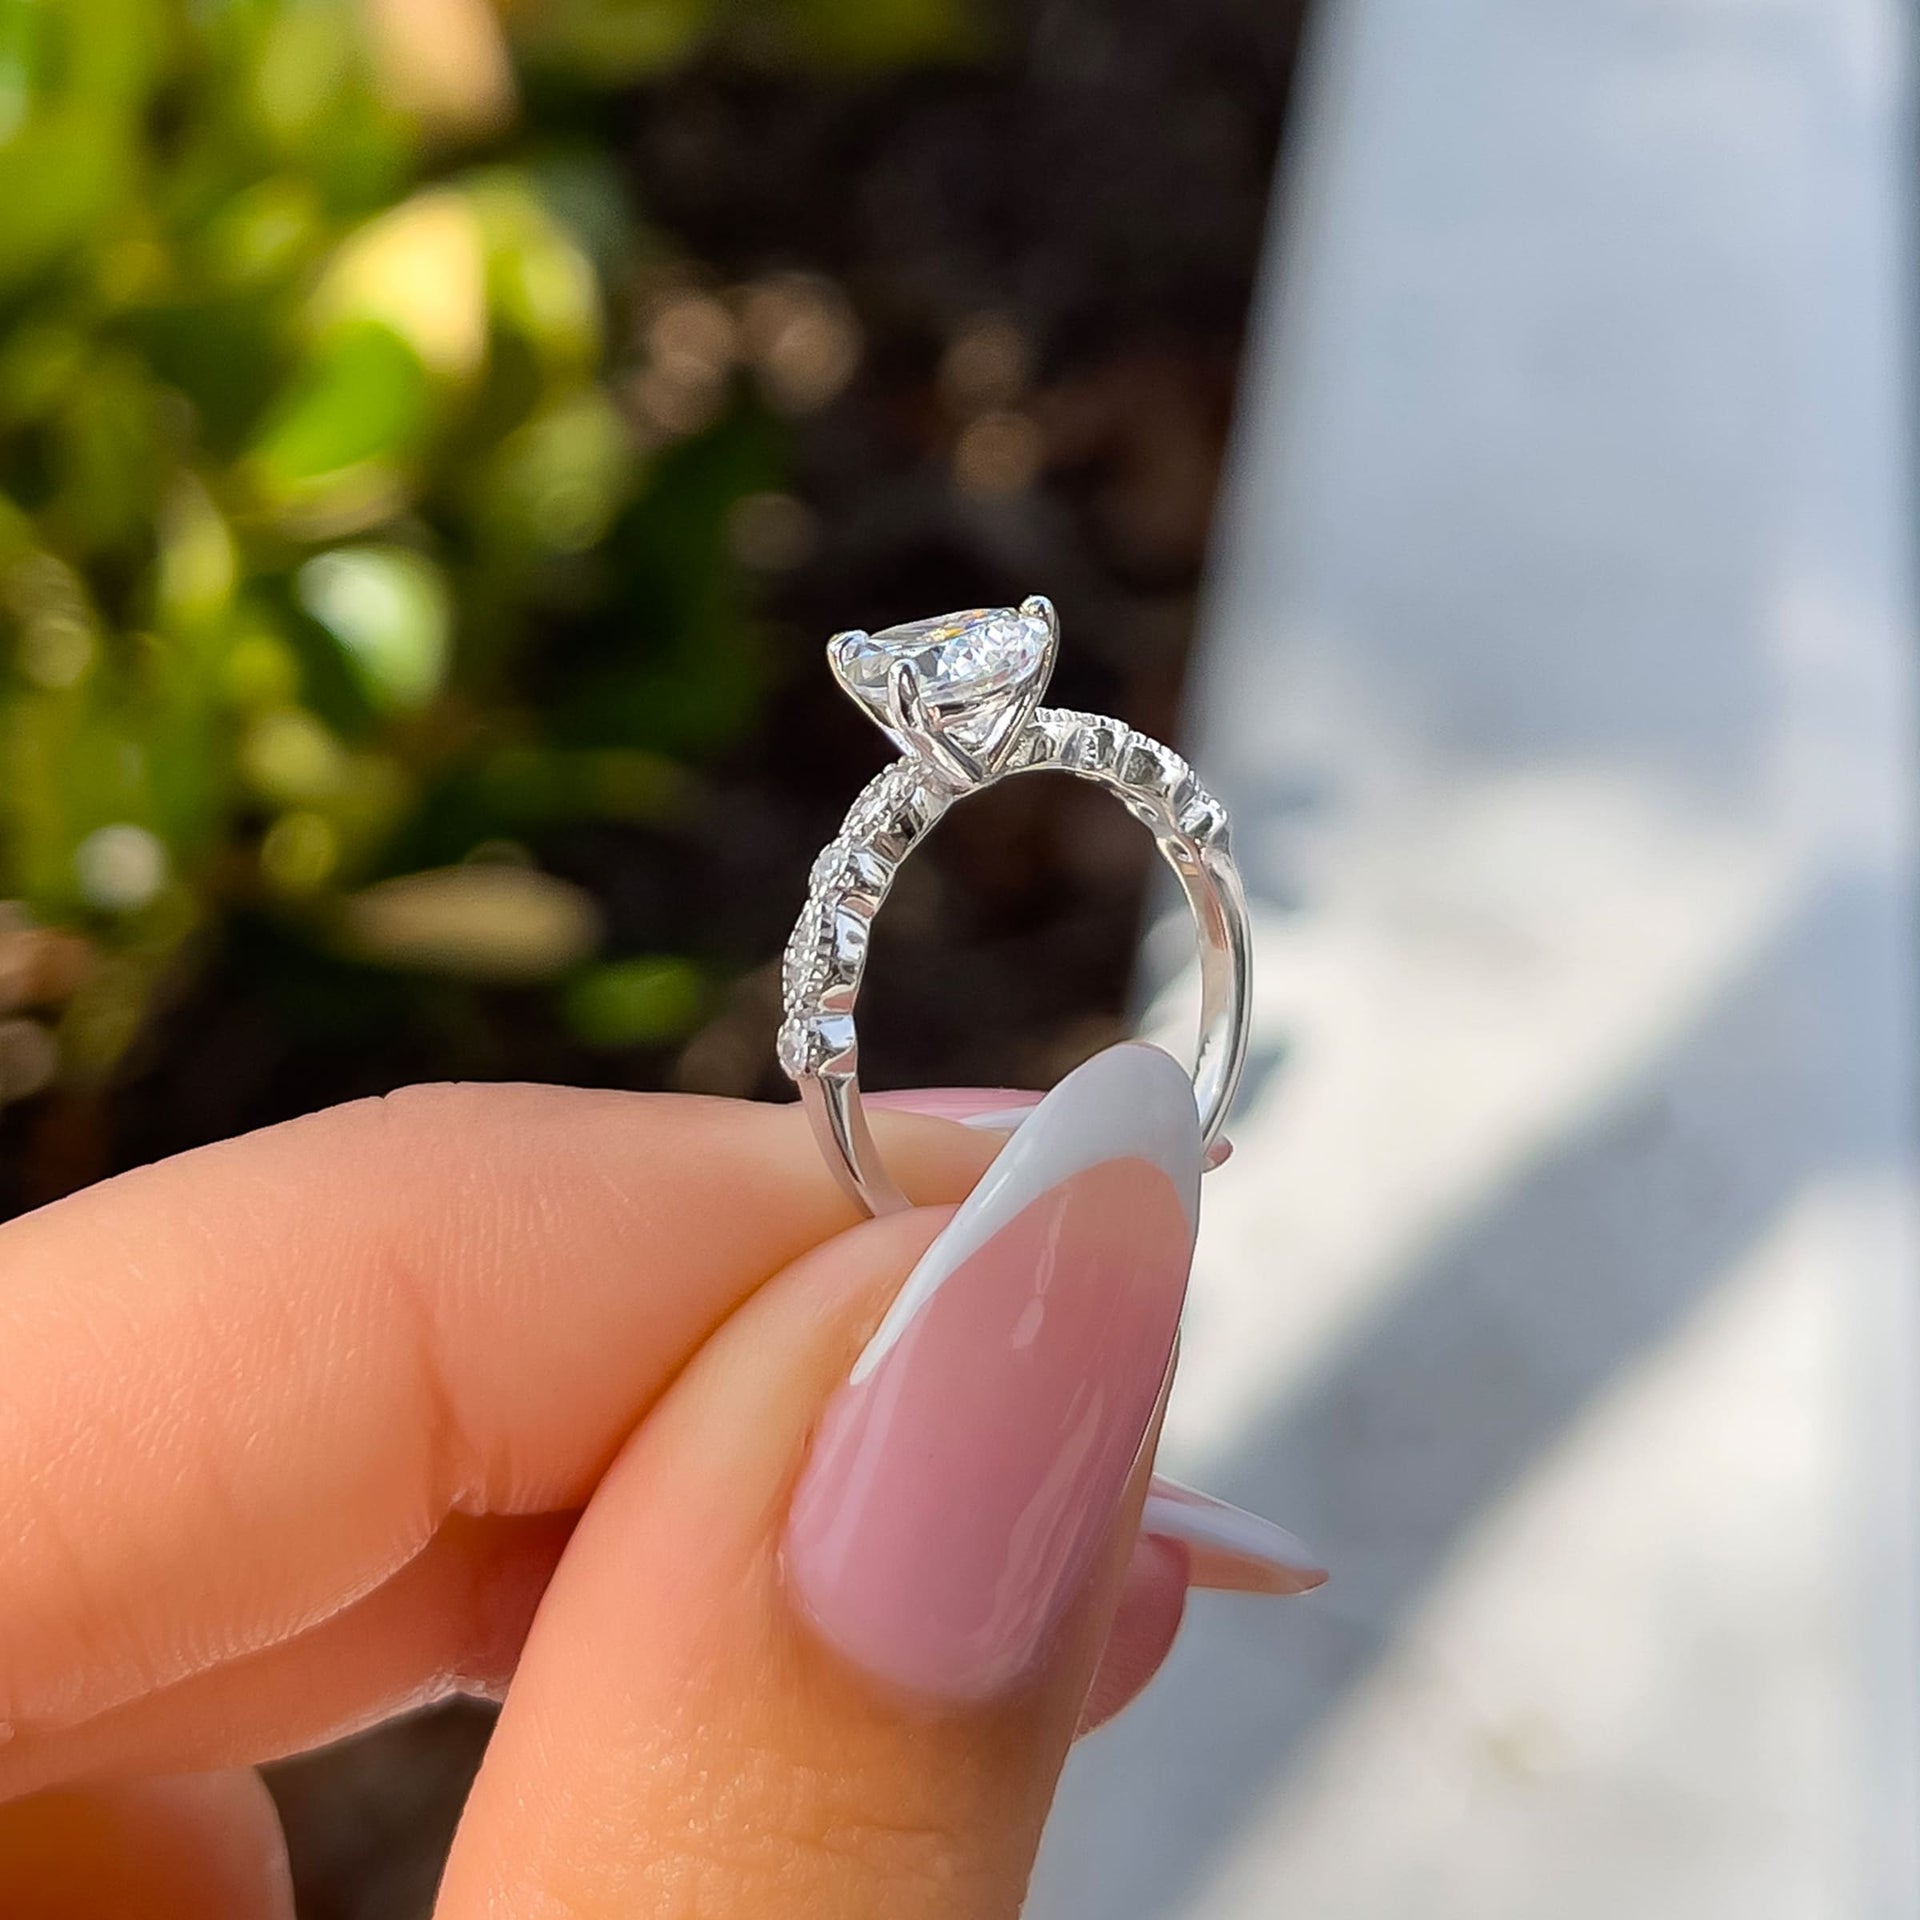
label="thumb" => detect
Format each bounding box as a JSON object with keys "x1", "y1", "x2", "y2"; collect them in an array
[{"x1": 436, "y1": 1043, "x2": 1203, "y2": 1920}]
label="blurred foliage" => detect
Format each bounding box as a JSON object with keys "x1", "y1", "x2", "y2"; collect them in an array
[{"x1": 0, "y1": 0, "x2": 961, "y2": 1108}]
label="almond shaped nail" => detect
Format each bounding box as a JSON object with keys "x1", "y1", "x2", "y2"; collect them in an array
[
  {"x1": 785, "y1": 1043, "x2": 1202, "y2": 1702},
  {"x1": 871, "y1": 1083, "x2": 1234, "y2": 1160}
]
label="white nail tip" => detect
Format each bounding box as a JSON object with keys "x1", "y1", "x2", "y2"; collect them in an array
[
  {"x1": 1143, "y1": 1477, "x2": 1327, "y2": 1595},
  {"x1": 957, "y1": 1106, "x2": 1046, "y2": 1132},
  {"x1": 849, "y1": 1043, "x2": 1202, "y2": 1386},
  {"x1": 971, "y1": 1106, "x2": 1234, "y2": 1170}
]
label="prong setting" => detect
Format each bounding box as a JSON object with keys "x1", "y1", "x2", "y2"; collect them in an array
[
  {"x1": 828, "y1": 603, "x2": 1056, "y2": 781},
  {"x1": 974, "y1": 594, "x2": 1059, "y2": 773},
  {"x1": 886, "y1": 659, "x2": 988, "y2": 785},
  {"x1": 1021, "y1": 596, "x2": 1060, "y2": 701},
  {"x1": 827, "y1": 629, "x2": 869, "y2": 673},
  {"x1": 778, "y1": 686, "x2": 1250, "y2": 1219}
]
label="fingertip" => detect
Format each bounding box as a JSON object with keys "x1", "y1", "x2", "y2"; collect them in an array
[
  {"x1": 0, "y1": 1082, "x2": 1006, "y2": 1756},
  {"x1": 1076, "y1": 1533, "x2": 1189, "y2": 1736},
  {"x1": 0, "y1": 1770, "x2": 294, "y2": 1920}
]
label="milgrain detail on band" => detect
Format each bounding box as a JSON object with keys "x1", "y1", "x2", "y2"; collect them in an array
[
  {"x1": 781, "y1": 600, "x2": 1249, "y2": 1219},
  {"x1": 847, "y1": 1043, "x2": 1203, "y2": 1386},
  {"x1": 777, "y1": 707, "x2": 1233, "y2": 1082}
]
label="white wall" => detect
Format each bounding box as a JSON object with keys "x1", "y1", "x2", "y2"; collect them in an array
[{"x1": 1031, "y1": 0, "x2": 1918, "y2": 1913}]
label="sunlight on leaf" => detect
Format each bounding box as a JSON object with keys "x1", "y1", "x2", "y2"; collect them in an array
[
  {"x1": 313, "y1": 189, "x2": 489, "y2": 383},
  {"x1": 297, "y1": 544, "x2": 452, "y2": 711},
  {"x1": 246, "y1": 322, "x2": 430, "y2": 525}
]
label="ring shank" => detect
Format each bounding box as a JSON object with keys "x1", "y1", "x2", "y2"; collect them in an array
[{"x1": 780, "y1": 707, "x2": 1252, "y2": 1218}]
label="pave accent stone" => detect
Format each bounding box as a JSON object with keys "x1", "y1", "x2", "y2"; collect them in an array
[{"x1": 778, "y1": 706, "x2": 1234, "y2": 1079}]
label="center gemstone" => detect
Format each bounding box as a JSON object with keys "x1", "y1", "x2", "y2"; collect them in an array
[{"x1": 834, "y1": 606, "x2": 1050, "y2": 750}]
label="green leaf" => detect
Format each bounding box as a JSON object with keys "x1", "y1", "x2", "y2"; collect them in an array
[
  {"x1": 296, "y1": 545, "x2": 451, "y2": 711},
  {"x1": 561, "y1": 954, "x2": 704, "y2": 1047},
  {"x1": 471, "y1": 172, "x2": 602, "y2": 373},
  {"x1": 2, "y1": 693, "x2": 161, "y2": 917},
  {"x1": 0, "y1": 108, "x2": 131, "y2": 289},
  {"x1": 478, "y1": 390, "x2": 634, "y2": 555},
  {"x1": 127, "y1": 289, "x2": 292, "y2": 454},
  {"x1": 0, "y1": 323, "x2": 84, "y2": 426},
  {"x1": 516, "y1": 0, "x2": 716, "y2": 83},
  {"x1": 246, "y1": 321, "x2": 432, "y2": 523},
  {"x1": 248, "y1": 0, "x2": 357, "y2": 152},
  {"x1": 0, "y1": 0, "x2": 161, "y2": 287},
  {"x1": 475, "y1": 744, "x2": 683, "y2": 824},
  {"x1": 781, "y1": 0, "x2": 973, "y2": 66},
  {"x1": 200, "y1": 175, "x2": 326, "y2": 289},
  {"x1": 312, "y1": 190, "x2": 487, "y2": 384},
  {"x1": 48, "y1": 350, "x2": 164, "y2": 554},
  {"x1": 154, "y1": 477, "x2": 238, "y2": 634}
]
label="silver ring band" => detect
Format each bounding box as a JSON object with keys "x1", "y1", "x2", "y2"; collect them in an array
[{"x1": 777, "y1": 602, "x2": 1252, "y2": 1217}]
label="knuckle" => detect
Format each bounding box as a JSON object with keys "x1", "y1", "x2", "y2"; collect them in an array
[
  {"x1": 757, "y1": 1754, "x2": 987, "y2": 1913},
  {"x1": 644, "y1": 1740, "x2": 992, "y2": 1919}
]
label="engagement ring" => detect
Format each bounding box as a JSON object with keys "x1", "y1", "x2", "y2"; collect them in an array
[{"x1": 779, "y1": 597, "x2": 1251, "y2": 1215}]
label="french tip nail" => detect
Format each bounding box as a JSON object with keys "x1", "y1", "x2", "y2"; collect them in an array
[
  {"x1": 865, "y1": 1087, "x2": 1045, "y2": 1127},
  {"x1": 870, "y1": 1077, "x2": 1235, "y2": 1162},
  {"x1": 785, "y1": 1043, "x2": 1204, "y2": 1702},
  {"x1": 1143, "y1": 1476, "x2": 1328, "y2": 1597},
  {"x1": 960, "y1": 1103, "x2": 1049, "y2": 1132}
]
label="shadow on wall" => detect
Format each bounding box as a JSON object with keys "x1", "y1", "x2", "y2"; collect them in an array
[{"x1": 1048, "y1": 868, "x2": 1897, "y2": 1918}]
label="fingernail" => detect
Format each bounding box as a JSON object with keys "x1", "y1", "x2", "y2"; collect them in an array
[
  {"x1": 865, "y1": 1086, "x2": 1045, "y2": 1129},
  {"x1": 1143, "y1": 1476, "x2": 1328, "y2": 1596},
  {"x1": 871, "y1": 1082, "x2": 1234, "y2": 1165},
  {"x1": 785, "y1": 1042, "x2": 1203, "y2": 1702}
]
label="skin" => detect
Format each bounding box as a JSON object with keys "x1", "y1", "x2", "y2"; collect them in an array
[{"x1": 0, "y1": 1083, "x2": 1188, "y2": 1918}]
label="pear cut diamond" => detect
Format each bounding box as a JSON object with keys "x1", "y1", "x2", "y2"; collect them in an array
[{"x1": 834, "y1": 606, "x2": 1050, "y2": 752}]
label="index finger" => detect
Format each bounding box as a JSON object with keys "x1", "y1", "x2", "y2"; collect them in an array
[{"x1": 0, "y1": 1084, "x2": 1000, "y2": 1754}]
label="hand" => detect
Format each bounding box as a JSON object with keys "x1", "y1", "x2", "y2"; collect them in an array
[{"x1": 0, "y1": 1044, "x2": 1318, "y2": 1918}]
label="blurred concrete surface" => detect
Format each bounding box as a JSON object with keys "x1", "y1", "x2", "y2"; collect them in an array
[{"x1": 1028, "y1": 0, "x2": 1918, "y2": 1914}]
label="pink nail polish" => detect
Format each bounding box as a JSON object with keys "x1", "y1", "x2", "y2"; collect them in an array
[
  {"x1": 785, "y1": 1043, "x2": 1202, "y2": 1702},
  {"x1": 871, "y1": 1082, "x2": 1236, "y2": 1162},
  {"x1": 865, "y1": 1086, "x2": 1045, "y2": 1127}
]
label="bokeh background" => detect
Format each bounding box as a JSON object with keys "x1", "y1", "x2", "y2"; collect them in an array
[
  {"x1": 0, "y1": 0, "x2": 1306, "y2": 1912},
  {"x1": 5, "y1": 0, "x2": 1918, "y2": 1916}
]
